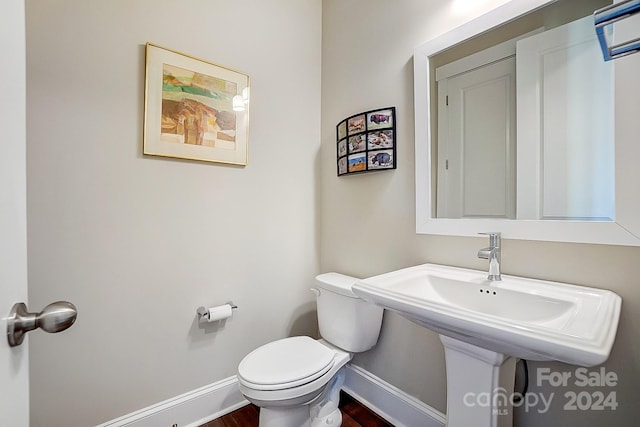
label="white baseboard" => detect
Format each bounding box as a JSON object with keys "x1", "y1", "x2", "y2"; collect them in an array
[
  {"x1": 95, "y1": 364, "x2": 445, "y2": 427},
  {"x1": 94, "y1": 376, "x2": 248, "y2": 427},
  {"x1": 342, "y1": 364, "x2": 446, "y2": 427}
]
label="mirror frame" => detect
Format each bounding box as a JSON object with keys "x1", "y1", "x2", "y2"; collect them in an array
[{"x1": 414, "y1": 0, "x2": 640, "y2": 246}]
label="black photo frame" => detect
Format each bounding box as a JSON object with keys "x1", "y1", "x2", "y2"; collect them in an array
[{"x1": 337, "y1": 107, "x2": 396, "y2": 176}]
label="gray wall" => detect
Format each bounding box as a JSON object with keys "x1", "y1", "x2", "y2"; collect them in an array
[
  {"x1": 26, "y1": 1, "x2": 321, "y2": 426},
  {"x1": 321, "y1": 0, "x2": 640, "y2": 426}
]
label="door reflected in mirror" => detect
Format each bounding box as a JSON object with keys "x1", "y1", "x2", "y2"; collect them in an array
[{"x1": 431, "y1": 0, "x2": 613, "y2": 220}]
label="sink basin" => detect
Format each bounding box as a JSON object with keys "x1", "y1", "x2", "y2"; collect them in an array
[{"x1": 353, "y1": 263, "x2": 621, "y2": 366}]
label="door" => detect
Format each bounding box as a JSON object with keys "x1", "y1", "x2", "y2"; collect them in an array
[
  {"x1": 516, "y1": 15, "x2": 614, "y2": 220},
  {"x1": 437, "y1": 56, "x2": 517, "y2": 219},
  {"x1": 1, "y1": 1, "x2": 29, "y2": 426}
]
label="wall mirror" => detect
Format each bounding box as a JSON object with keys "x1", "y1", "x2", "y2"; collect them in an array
[{"x1": 414, "y1": 0, "x2": 640, "y2": 246}]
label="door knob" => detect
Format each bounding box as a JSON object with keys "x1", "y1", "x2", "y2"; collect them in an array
[{"x1": 7, "y1": 301, "x2": 77, "y2": 347}]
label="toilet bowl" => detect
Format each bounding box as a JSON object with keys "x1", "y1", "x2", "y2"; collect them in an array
[
  {"x1": 237, "y1": 273, "x2": 384, "y2": 427},
  {"x1": 238, "y1": 337, "x2": 350, "y2": 426}
]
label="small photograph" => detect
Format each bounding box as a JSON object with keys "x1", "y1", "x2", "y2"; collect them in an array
[
  {"x1": 337, "y1": 107, "x2": 396, "y2": 176},
  {"x1": 337, "y1": 120, "x2": 347, "y2": 140},
  {"x1": 348, "y1": 134, "x2": 366, "y2": 153},
  {"x1": 337, "y1": 157, "x2": 347, "y2": 175},
  {"x1": 367, "y1": 130, "x2": 394, "y2": 149},
  {"x1": 348, "y1": 152, "x2": 367, "y2": 173},
  {"x1": 347, "y1": 114, "x2": 366, "y2": 135},
  {"x1": 337, "y1": 139, "x2": 347, "y2": 157},
  {"x1": 367, "y1": 109, "x2": 394, "y2": 130},
  {"x1": 368, "y1": 149, "x2": 394, "y2": 170}
]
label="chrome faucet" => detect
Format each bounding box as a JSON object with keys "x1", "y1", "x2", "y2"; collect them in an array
[{"x1": 477, "y1": 232, "x2": 501, "y2": 281}]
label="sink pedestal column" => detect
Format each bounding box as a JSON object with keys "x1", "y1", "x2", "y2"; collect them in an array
[{"x1": 440, "y1": 335, "x2": 516, "y2": 427}]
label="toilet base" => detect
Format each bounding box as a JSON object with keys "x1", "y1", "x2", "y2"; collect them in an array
[
  {"x1": 259, "y1": 405, "x2": 312, "y2": 427},
  {"x1": 258, "y1": 405, "x2": 342, "y2": 427},
  {"x1": 310, "y1": 369, "x2": 344, "y2": 427},
  {"x1": 256, "y1": 369, "x2": 346, "y2": 427}
]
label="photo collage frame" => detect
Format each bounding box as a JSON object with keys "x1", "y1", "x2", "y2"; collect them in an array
[{"x1": 336, "y1": 107, "x2": 396, "y2": 176}]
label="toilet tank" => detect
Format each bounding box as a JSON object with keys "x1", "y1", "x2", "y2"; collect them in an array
[{"x1": 315, "y1": 273, "x2": 384, "y2": 352}]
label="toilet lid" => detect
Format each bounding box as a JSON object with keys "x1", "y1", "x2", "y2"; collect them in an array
[{"x1": 238, "y1": 336, "x2": 335, "y2": 390}]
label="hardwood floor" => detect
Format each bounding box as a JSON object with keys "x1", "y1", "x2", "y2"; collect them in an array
[
  {"x1": 203, "y1": 403, "x2": 259, "y2": 427},
  {"x1": 340, "y1": 392, "x2": 393, "y2": 427},
  {"x1": 201, "y1": 391, "x2": 393, "y2": 427}
]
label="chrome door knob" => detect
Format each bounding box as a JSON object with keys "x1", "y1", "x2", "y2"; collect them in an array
[{"x1": 7, "y1": 301, "x2": 77, "y2": 347}]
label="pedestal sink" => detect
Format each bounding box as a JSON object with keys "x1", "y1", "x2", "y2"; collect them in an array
[{"x1": 352, "y1": 264, "x2": 621, "y2": 427}]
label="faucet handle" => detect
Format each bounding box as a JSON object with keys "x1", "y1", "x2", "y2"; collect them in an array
[{"x1": 479, "y1": 232, "x2": 501, "y2": 246}]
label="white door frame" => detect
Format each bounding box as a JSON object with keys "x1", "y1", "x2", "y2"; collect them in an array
[{"x1": 0, "y1": 0, "x2": 29, "y2": 426}]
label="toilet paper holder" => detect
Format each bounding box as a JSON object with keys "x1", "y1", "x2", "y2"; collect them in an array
[{"x1": 197, "y1": 302, "x2": 238, "y2": 322}]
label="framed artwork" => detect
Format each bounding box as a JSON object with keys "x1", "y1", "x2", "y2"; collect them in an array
[
  {"x1": 143, "y1": 43, "x2": 250, "y2": 165},
  {"x1": 337, "y1": 107, "x2": 396, "y2": 176}
]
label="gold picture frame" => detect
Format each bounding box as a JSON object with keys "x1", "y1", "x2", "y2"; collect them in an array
[{"x1": 143, "y1": 43, "x2": 250, "y2": 165}]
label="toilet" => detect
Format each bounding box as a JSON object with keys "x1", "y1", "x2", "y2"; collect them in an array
[{"x1": 237, "y1": 273, "x2": 384, "y2": 427}]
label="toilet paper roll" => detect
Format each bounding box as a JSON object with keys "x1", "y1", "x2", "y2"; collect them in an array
[{"x1": 205, "y1": 304, "x2": 234, "y2": 322}]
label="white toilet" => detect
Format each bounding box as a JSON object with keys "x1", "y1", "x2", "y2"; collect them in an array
[{"x1": 237, "y1": 273, "x2": 384, "y2": 427}]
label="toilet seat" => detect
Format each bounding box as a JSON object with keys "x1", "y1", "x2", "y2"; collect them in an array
[
  {"x1": 238, "y1": 338, "x2": 352, "y2": 407},
  {"x1": 238, "y1": 336, "x2": 336, "y2": 391}
]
